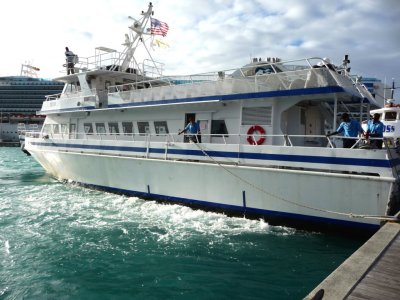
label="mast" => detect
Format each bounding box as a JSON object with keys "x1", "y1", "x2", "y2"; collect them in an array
[
  {"x1": 384, "y1": 79, "x2": 398, "y2": 105},
  {"x1": 112, "y1": 2, "x2": 154, "y2": 73},
  {"x1": 390, "y1": 79, "x2": 396, "y2": 100}
]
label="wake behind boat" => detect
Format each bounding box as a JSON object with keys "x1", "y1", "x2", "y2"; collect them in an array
[{"x1": 24, "y1": 3, "x2": 400, "y2": 235}]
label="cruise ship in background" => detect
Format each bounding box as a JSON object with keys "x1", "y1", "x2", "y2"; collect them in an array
[{"x1": 0, "y1": 64, "x2": 64, "y2": 144}]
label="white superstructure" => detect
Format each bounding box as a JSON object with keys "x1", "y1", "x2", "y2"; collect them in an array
[{"x1": 24, "y1": 3, "x2": 400, "y2": 235}]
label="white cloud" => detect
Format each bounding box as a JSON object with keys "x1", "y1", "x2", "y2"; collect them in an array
[{"x1": 0, "y1": 0, "x2": 399, "y2": 91}]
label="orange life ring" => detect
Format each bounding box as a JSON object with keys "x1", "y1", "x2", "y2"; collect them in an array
[{"x1": 247, "y1": 125, "x2": 266, "y2": 145}]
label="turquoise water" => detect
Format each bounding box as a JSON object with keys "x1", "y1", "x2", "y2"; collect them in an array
[{"x1": 0, "y1": 147, "x2": 365, "y2": 299}]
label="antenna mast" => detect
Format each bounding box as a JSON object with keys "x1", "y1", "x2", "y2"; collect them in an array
[{"x1": 115, "y1": 2, "x2": 154, "y2": 73}]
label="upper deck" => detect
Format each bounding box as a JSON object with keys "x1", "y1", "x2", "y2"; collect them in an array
[{"x1": 39, "y1": 57, "x2": 378, "y2": 115}]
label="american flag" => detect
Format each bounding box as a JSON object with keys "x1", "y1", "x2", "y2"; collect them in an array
[{"x1": 150, "y1": 18, "x2": 169, "y2": 36}]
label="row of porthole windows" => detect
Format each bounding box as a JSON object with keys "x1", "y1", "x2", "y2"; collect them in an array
[
  {"x1": 85, "y1": 121, "x2": 169, "y2": 135},
  {"x1": 43, "y1": 121, "x2": 169, "y2": 136},
  {"x1": 43, "y1": 120, "x2": 230, "y2": 136}
]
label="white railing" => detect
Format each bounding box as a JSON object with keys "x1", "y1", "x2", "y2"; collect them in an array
[
  {"x1": 51, "y1": 56, "x2": 369, "y2": 111},
  {"x1": 106, "y1": 57, "x2": 359, "y2": 105},
  {"x1": 61, "y1": 50, "x2": 166, "y2": 77},
  {"x1": 26, "y1": 130, "x2": 385, "y2": 150},
  {"x1": 25, "y1": 130, "x2": 396, "y2": 179},
  {"x1": 64, "y1": 51, "x2": 136, "y2": 74},
  {"x1": 44, "y1": 88, "x2": 98, "y2": 102}
]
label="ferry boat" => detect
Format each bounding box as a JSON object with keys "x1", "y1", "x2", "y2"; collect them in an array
[{"x1": 24, "y1": 3, "x2": 400, "y2": 235}]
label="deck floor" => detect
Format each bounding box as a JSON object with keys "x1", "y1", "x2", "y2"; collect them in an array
[
  {"x1": 305, "y1": 220, "x2": 400, "y2": 300},
  {"x1": 346, "y1": 230, "x2": 400, "y2": 299}
]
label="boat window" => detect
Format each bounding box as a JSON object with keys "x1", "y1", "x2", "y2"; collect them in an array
[
  {"x1": 154, "y1": 121, "x2": 169, "y2": 135},
  {"x1": 122, "y1": 122, "x2": 134, "y2": 135},
  {"x1": 65, "y1": 82, "x2": 80, "y2": 93},
  {"x1": 255, "y1": 66, "x2": 275, "y2": 75},
  {"x1": 384, "y1": 111, "x2": 397, "y2": 121},
  {"x1": 70, "y1": 124, "x2": 76, "y2": 134},
  {"x1": 137, "y1": 121, "x2": 150, "y2": 136},
  {"x1": 96, "y1": 123, "x2": 106, "y2": 134},
  {"x1": 61, "y1": 124, "x2": 68, "y2": 134},
  {"x1": 241, "y1": 107, "x2": 272, "y2": 125},
  {"x1": 108, "y1": 122, "x2": 119, "y2": 134},
  {"x1": 84, "y1": 123, "x2": 93, "y2": 134},
  {"x1": 211, "y1": 120, "x2": 228, "y2": 136},
  {"x1": 42, "y1": 124, "x2": 51, "y2": 134},
  {"x1": 52, "y1": 124, "x2": 59, "y2": 134}
]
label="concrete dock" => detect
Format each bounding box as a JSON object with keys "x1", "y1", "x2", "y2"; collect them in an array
[{"x1": 305, "y1": 219, "x2": 400, "y2": 299}]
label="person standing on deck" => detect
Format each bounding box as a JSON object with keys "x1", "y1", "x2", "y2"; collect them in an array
[
  {"x1": 327, "y1": 113, "x2": 364, "y2": 148},
  {"x1": 366, "y1": 113, "x2": 384, "y2": 149},
  {"x1": 65, "y1": 47, "x2": 75, "y2": 75},
  {"x1": 179, "y1": 117, "x2": 201, "y2": 143}
]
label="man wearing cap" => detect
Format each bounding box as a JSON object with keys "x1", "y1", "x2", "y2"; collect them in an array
[{"x1": 327, "y1": 113, "x2": 364, "y2": 148}]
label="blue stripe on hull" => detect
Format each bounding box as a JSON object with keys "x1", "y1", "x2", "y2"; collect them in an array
[
  {"x1": 31, "y1": 141, "x2": 391, "y2": 169},
  {"x1": 75, "y1": 181, "x2": 380, "y2": 233}
]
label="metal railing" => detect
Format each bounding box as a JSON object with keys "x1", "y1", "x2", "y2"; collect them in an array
[
  {"x1": 26, "y1": 130, "x2": 386, "y2": 150},
  {"x1": 104, "y1": 56, "x2": 364, "y2": 104},
  {"x1": 44, "y1": 88, "x2": 98, "y2": 102},
  {"x1": 50, "y1": 56, "x2": 365, "y2": 106},
  {"x1": 60, "y1": 50, "x2": 166, "y2": 77}
]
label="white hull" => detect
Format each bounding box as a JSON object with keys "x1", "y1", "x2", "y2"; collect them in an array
[{"x1": 28, "y1": 145, "x2": 393, "y2": 232}]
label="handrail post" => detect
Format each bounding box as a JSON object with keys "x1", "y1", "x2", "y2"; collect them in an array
[
  {"x1": 283, "y1": 134, "x2": 289, "y2": 146},
  {"x1": 326, "y1": 136, "x2": 335, "y2": 148},
  {"x1": 287, "y1": 135, "x2": 293, "y2": 146},
  {"x1": 238, "y1": 133, "x2": 241, "y2": 165},
  {"x1": 164, "y1": 134, "x2": 169, "y2": 160},
  {"x1": 222, "y1": 135, "x2": 227, "y2": 144},
  {"x1": 146, "y1": 134, "x2": 150, "y2": 158}
]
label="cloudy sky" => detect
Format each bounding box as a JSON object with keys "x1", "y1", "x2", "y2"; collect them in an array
[{"x1": 1, "y1": 0, "x2": 399, "y2": 89}]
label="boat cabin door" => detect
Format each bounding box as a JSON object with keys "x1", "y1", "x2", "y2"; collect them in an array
[
  {"x1": 69, "y1": 118, "x2": 78, "y2": 139},
  {"x1": 184, "y1": 113, "x2": 196, "y2": 127},
  {"x1": 183, "y1": 113, "x2": 210, "y2": 143},
  {"x1": 304, "y1": 107, "x2": 322, "y2": 144}
]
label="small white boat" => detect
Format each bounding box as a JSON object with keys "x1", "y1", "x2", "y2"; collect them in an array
[{"x1": 24, "y1": 3, "x2": 400, "y2": 235}]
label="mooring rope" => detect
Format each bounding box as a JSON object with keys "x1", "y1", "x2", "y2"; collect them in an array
[{"x1": 192, "y1": 142, "x2": 399, "y2": 222}]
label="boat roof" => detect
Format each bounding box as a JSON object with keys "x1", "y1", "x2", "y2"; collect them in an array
[
  {"x1": 371, "y1": 106, "x2": 400, "y2": 113},
  {"x1": 54, "y1": 69, "x2": 147, "y2": 83}
]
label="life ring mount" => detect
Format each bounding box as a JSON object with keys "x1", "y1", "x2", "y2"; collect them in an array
[{"x1": 247, "y1": 125, "x2": 266, "y2": 145}]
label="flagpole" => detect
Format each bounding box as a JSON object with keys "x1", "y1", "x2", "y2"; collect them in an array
[{"x1": 118, "y1": 3, "x2": 154, "y2": 73}]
